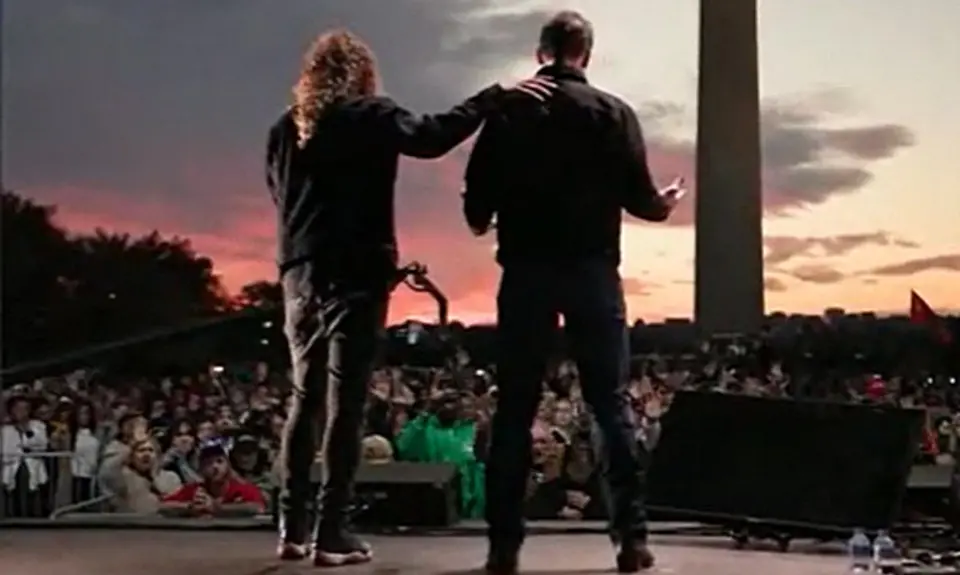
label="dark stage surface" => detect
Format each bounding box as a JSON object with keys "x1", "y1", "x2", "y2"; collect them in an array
[{"x1": 1, "y1": 529, "x2": 845, "y2": 574}]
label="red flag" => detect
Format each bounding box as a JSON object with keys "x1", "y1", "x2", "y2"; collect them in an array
[{"x1": 910, "y1": 290, "x2": 953, "y2": 345}]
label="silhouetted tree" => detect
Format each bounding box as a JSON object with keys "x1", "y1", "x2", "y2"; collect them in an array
[
  {"x1": 0, "y1": 191, "x2": 74, "y2": 366},
  {"x1": 238, "y1": 280, "x2": 282, "y2": 309},
  {"x1": 1, "y1": 190, "x2": 231, "y2": 367},
  {"x1": 67, "y1": 229, "x2": 230, "y2": 343}
]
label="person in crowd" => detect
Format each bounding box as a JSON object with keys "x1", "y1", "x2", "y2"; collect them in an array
[
  {"x1": 461, "y1": 10, "x2": 684, "y2": 571},
  {"x1": 229, "y1": 433, "x2": 273, "y2": 506},
  {"x1": 266, "y1": 26, "x2": 554, "y2": 566},
  {"x1": 552, "y1": 398, "x2": 577, "y2": 437},
  {"x1": 636, "y1": 394, "x2": 664, "y2": 453},
  {"x1": 558, "y1": 430, "x2": 604, "y2": 520},
  {"x1": 99, "y1": 400, "x2": 129, "y2": 445},
  {"x1": 147, "y1": 397, "x2": 170, "y2": 431},
  {"x1": 215, "y1": 406, "x2": 238, "y2": 436},
  {"x1": 361, "y1": 435, "x2": 394, "y2": 465},
  {"x1": 364, "y1": 375, "x2": 394, "y2": 438},
  {"x1": 110, "y1": 437, "x2": 182, "y2": 514},
  {"x1": 1, "y1": 395, "x2": 50, "y2": 517},
  {"x1": 196, "y1": 417, "x2": 216, "y2": 443},
  {"x1": 395, "y1": 389, "x2": 486, "y2": 519},
  {"x1": 160, "y1": 418, "x2": 201, "y2": 484},
  {"x1": 98, "y1": 412, "x2": 148, "y2": 496},
  {"x1": 523, "y1": 426, "x2": 567, "y2": 519},
  {"x1": 385, "y1": 406, "x2": 411, "y2": 447},
  {"x1": 69, "y1": 401, "x2": 101, "y2": 505},
  {"x1": 47, "y1": 398, "x2": 76, "y2": 511},
  {"x1": 160, "y1": 438, "x2": 265, "y2": 518}
]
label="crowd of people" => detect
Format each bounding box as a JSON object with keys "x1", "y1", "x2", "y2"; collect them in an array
[{"x1": 2, "y1": 321, "x2": 957, "y2": 523}]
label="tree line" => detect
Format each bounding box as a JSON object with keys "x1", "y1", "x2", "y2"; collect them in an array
[
  {"x1": 3, "y1": 190, "x2": 955, "y2": 377},
  {"x1": 1, "y1": 190, "x2": 284, "y2": 369}
]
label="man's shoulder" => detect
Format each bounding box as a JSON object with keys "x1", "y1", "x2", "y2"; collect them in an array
[{"x1": 574, "y1": 82, "x2": 634, "y2": 116}]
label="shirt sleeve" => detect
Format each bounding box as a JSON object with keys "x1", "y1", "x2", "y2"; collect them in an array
[
  {"x1": 374, "y1": 85, "x2": 504, "y2": 160},
  {"x1": 462, "y1": 116, "x2": 506, "y2": 235},
  {"x1": 616, "y1": 104, "x2": 669, "y2": 222}
]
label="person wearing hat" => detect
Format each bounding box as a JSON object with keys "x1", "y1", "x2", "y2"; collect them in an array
[
  {"x1": 159, "y1": 437, "x2": 265, "y2": 518},
  {"x1": 230, "y1": 433, "x2": 272, "y2": 506}
]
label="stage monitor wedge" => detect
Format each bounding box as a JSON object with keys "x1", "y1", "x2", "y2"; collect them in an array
[{"x1": 648, "y1": 391, "x2": 924, "y2": 530}]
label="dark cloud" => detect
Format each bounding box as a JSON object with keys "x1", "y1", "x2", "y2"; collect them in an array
[
  {"x1": 864, "y1": 254, "x2": 960, "y2": 276},
  {"x1": 3, "y1": 0, "x2": 531, "y2": 210},
  {"x1": 764, "y1": 276, "x2": 789, "y2": 293},
  {"x1": 633, "y1": 93, "x2": 916, "y2": 226},
  {"x1": 763, "y1": 231, "x2": 918, "y2": 266},
  {"x1": 786, "y1": 265, "x2": 846, "y2": 284}
]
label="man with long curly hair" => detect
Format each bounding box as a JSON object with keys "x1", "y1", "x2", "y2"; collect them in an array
[{"x1": 267, "y1": 29, "x2": 553, "y2": 567}]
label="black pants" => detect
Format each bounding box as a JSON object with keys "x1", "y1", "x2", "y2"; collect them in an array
[
  {"x1": 278, "y1": 261, "x2": 388, "y2": 544},
  {"x1": 485, "y1": 260, "x2": 647, "y2": 548}
]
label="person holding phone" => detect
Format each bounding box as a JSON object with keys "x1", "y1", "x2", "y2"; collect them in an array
[{"x1": 461, "y1": 10, "x2": 685, "y2": 574}]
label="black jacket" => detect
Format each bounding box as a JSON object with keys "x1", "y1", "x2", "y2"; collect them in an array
[
  {"x1": 266, "y1": 85, "x2": 503, "y2": 282},
  {"x1": 462, "y1": 65, "x2": 669, "y2": 267}
]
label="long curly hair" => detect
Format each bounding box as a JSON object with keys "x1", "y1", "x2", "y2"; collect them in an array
[{"x1": 292, "y1": 29, "x2": 379, "y2": 148}]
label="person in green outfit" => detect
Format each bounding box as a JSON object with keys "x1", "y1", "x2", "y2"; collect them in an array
[{"x1": 394, "y1": 389, "x2": 485, "y2": 518}]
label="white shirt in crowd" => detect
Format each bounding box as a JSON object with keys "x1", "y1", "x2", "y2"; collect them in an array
[
  {"x1": 1, "y1": 419, "x2": 50, "y2": 491},
  {"x1": 71, "y1": 428, "x2": 100, "y2": 479}
]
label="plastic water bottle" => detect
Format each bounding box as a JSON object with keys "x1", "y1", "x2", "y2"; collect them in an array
[
  {"x1": 847, "y1": 528, "x2": 873, "y2": 572},
  {"x1": 873, "y1": 530, "x2": 901, "y2": 573}
]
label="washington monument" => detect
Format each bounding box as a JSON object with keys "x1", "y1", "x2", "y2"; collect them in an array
[{"x1": 694, "y1": 0, "x2": 765, "y2": 335}]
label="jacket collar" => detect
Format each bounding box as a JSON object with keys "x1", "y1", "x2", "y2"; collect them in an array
[{"x1": 536, "y1": 63, "x2": 587, "y2": 84}]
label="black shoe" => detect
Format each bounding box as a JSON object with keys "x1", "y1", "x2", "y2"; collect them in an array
[
  {"x1": 616, "y1": 540, "x2": 655, "y2": 573},
  {"x1": 485, "y1": 544, "x2": 519, "y2": 575},
  {"x1": 314, "y1": 526, "x2": 372, "y2": 567}
]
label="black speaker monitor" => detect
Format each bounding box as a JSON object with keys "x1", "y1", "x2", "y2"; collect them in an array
[
  {"x1": 352, "y1": 461, "x2": 459, "y2": 528},
  {"x1": 648, "y1": 391, "x2": 924, "y2": 530}
]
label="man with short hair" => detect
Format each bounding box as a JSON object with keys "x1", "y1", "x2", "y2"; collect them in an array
[{"x1": 463, "y1": 10, "x2": 685, "y2": 573}]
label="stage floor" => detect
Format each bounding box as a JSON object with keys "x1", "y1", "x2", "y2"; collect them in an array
[{"x1": 1, "y1": 529, "x2": 846, "y2": 575}]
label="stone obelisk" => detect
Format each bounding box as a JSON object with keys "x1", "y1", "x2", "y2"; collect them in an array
[{"x1": 694, "y1": 0, "x2": 765, "y2": 335}]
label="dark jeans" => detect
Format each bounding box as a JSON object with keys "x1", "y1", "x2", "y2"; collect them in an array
[
  {"x1": 278, "y1": 261, "x2": 388, "y2": 544},
  {"x1": 485, "y1": 260, "x2": 647, "y2": 548}
]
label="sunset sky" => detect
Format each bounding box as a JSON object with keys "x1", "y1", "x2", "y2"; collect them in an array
[{"x1": 4, "y1": 0, "x2": 958, "y2": 324}]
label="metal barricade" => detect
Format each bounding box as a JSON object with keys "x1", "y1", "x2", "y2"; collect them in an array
[
  {"x1": 1, "y1": 448, "x2": 272, "y2": 527},
  {"x1": 0, "y1": 450, "x2": 104, "y2": 521}
]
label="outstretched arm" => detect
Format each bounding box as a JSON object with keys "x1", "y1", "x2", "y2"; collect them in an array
[
  {"x1": 377, "y1": 77, "x2": 555, "y2": 161},
  {"x1": 376, "y1": 85, "x2": 504, "y2": 160}
]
